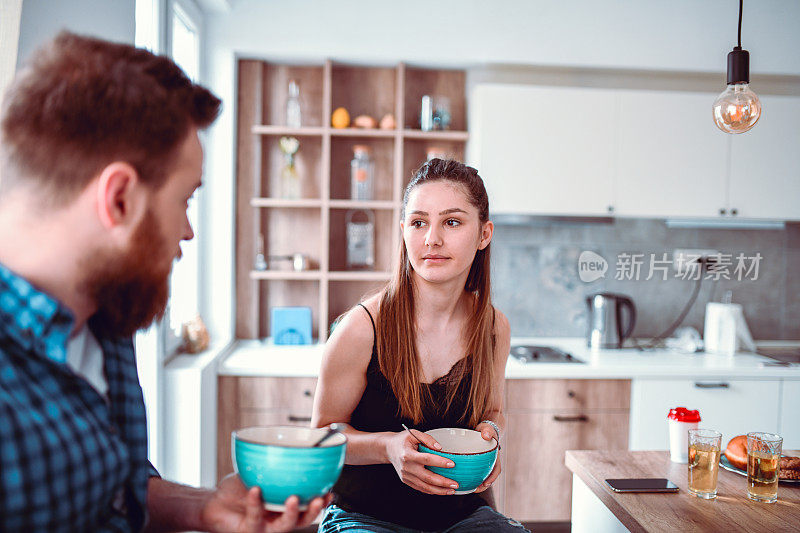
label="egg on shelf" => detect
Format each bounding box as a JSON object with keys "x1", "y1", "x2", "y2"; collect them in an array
[
  {"x1": 379, "y1": 113, "x2": 396, "y2": 130},
  {"x1": 331, "y1": 107, "x2": 350, "y2": 129},
  {"x1": 353, "y1": 114, "x2": 377, "y2": 129}
]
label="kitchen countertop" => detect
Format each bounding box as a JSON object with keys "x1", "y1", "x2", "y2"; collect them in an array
[
  {"x1": 565, "y1": 450, "x2": 800, "y2": 532},
  {"x1": 217, "y1": 337, "x2": 800, "y2": 379}
]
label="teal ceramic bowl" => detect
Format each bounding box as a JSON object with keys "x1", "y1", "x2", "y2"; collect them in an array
[
  {"x1": 232, "y1": 426, "x2": 346, "y2": 511},
  {"x1": 418, "y1": 428, "x2": 498, "y2": 494}
]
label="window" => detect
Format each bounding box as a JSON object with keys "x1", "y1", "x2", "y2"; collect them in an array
[
  {"x1": 134, "y1": 0, "x2": 204, "y2": 473},
  {"x1": 167, "y1": 1, "x2": 202, "y2": 346}
]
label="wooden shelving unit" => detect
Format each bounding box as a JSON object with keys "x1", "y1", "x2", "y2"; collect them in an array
[{"x1": 235, "y1": 59, "x2": 467, "y2": 341}]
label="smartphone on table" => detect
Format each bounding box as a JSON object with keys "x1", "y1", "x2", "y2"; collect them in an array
[{"x1": 604, "y1": 478, "x2": 679, "y2": 493}]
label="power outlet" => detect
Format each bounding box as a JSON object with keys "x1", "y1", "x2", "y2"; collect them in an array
[{"x1": 673, "y1": 248, "x2": 719, "y2": 275}]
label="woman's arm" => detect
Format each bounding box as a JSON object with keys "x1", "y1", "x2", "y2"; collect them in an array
[
  {"x1": 474, "y1": 308, "x2": 511, "y2": 493},
  {"x1": 479, "y1": 308, "x2": 510, "y2": 435},
  {"x1": 311, "y1": 303, "x2": 390, "y2": 464}
]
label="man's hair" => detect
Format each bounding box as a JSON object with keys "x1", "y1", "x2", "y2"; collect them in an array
[{"x1": 0, "y1": 31, "x2": 221, "y2": 202}]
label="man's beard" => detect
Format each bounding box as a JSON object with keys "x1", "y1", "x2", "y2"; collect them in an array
[{"x1": 79, "y1": 209, "x2": 173, "y2": 338}]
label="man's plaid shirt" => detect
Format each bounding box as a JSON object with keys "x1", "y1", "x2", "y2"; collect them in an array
[{"x1": 0, "y1": 262, "x2": 155, "y2": 531}]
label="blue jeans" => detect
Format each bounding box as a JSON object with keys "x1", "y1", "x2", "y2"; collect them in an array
[{"x1": 318, "y1": 504, "x2": 530, "y2": 533}]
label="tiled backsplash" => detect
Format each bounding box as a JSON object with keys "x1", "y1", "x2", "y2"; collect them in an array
[{"x1": 491, "y1": 219, "x2": 800, "y2": 341}]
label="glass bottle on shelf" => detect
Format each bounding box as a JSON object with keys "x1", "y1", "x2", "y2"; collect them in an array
[
  {"x1": 346, "y1": 209, "x2": 375, "y2": 270},
  {"x1": 254, "y1": 233, "x2": 267, "y2": 271},
  {"x1": 350, "y1": 145, "x2": 374, "y2": 201},
  {"x1": 286, "y1": 79, "x2": 301, "y2": 128},
  {"x1": 279, "y1": 136, "x2": 300, "y2": 199}
]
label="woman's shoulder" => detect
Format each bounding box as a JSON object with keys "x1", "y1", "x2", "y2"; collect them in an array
[
  {"x1": 359, "y1": 293, "x2": 381, "y2": 322},
  {"x1": 491, "y1": 306, "x2": 511, "y2": 358},
  {"x1": 491, "y1": 306, "x2": 510, "y2": 337},
  {"x1": 322, "y1": 297, "x2": 381, "y2": 370}
]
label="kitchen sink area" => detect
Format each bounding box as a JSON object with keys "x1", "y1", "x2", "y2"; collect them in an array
[
  {"x1": 510, "y1": 345, "x2": 585, "y2": 364},
  {"x1": 756, "y1": 345, "x2": 800, "y2": 367}
]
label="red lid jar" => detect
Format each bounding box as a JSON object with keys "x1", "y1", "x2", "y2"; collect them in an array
[{"x1": 667, "y1": 407, "x2": 701, "y2": 423}]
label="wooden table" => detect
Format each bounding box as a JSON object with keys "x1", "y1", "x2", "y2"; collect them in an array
[{"x1": 565, "y1": 450, "x2": 800, "y2": 532}]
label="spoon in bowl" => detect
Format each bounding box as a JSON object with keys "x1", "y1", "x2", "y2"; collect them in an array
[
  {"x1": 401, "y1": 423, "x2": 425, "y2": 447},
  {"x1": 313, "y1": 423, "x2": 343, "y2": 447}
]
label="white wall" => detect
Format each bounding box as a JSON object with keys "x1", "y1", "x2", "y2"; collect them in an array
[
  {"x1": 15, "y1": 0, "x2": 135, "y2": 68},
  {"x1": 206, "y1": 0, "x2": 800, "y2": 75},
  {"x1": 199, "y1": 0, "x2": 800, "y2": 344}
]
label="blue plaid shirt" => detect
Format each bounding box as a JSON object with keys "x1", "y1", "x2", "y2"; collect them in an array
[{"x1": 0, "y1": 263, "x2": 155, "y2": 532}]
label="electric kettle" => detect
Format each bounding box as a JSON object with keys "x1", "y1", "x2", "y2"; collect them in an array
[{"x1": 586, "y1": 293, "x2": 637, "y2": 349}]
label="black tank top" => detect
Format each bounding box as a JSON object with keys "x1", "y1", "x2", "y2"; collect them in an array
[{"x1": 331, "y1": 304, "x2": 493, "y2": 531}]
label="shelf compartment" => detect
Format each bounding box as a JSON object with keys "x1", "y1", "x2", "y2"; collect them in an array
[
  {"x1": 250, "y1": 271, "x2": 323, "y2": 280},
  {"x1": 328, "y1": 271, "x2": 392, "y2": 281},
  {"x1": 328, "y1": 208, "x2": 395, "y2": 272},
  {"x1": 328, "y1": 279, "x2": 388, "y2": 331},
  {"x1": 259, "y1": 135, "x2": 323, "y2": 199},
  {"x1": 403, "y1": 67, "x2": 466, "y2": 131},
  {"x1": 328, "y1": 200, "x2": 395, "y2": 210},
  {"x1": 259, "y1": 207, "x2": 321, "y2": 271},
  {"x1": 330, "y1": 128, "x2": 397, "y2": 138},
  {"x1": 259, "y1": 63, "x2": 325, "y2": 127},
  {"x1": 252, "y1": 125, "x2": 326, "y2": 136},
  {"x1": 331, "y1": 64, "x2": 397, "y2": 129},
  {"x1": 251, "y1": 198, "x2": 324, "y2": 208},
  {"x1": 402, "y1": 129, "x2": 469, "y2": 141},
  {"x1": 330, "y1": 136, "x2": 395, "y2": 202},
  {"x1": 402, "y1": 138, "x2": 467, "y2": 190},
  {"x1": 258, "y1": 280, "x2": 320, "y2": 340}
]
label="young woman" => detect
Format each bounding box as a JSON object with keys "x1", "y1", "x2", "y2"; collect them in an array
[{"x1": 312, "y1": 159, "x2": 527, "y2": 532}]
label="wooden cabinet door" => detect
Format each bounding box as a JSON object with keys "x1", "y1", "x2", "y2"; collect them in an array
[
  {"x1": 615, "y1": 89, "x2": 728, "y2": 218},
  {"x1": 503, "y1": 411, "x2": 629, "y2": 521},
  {"x1": 729, "y1": 95, "x2": 800, "y2": 220},
  {"x1": 217, "y1": 376, "x2": 319, "y2": 481},
  {"x1": 506, "y1": 379, "x2": 631, "y2": 411},
  {"x1": 470, "y1": 84, "x2": 617, "y2": 216}
]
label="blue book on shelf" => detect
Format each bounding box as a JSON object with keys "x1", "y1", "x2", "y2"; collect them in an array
[{"x1": 271, "y1": 306, "x2": 312, "y2": 345}]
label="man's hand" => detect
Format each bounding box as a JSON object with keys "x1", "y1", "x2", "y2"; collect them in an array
[{"x1": 200, "y1": 474, "x2": 331, "y2": 533}]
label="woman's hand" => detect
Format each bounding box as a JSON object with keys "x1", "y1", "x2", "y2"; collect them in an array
[
  {"x1": 385, "y1": 429, "x2": 459, "y2": 495},
  {"x1": 474, "y1": 422, "x2": 501, "y2": 493},
  {"x1": 200, "y1": 473, "x2": 332, "y2": 532}
]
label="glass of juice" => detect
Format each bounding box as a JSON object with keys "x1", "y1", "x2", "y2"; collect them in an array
[
  {"x1": 688, "y1": 429, "x2": 722, "y2": 499},
  {"x1": 747, "y1": 432, "x2": 782, "y2": 503}
]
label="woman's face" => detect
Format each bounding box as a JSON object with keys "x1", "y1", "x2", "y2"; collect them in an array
[{"x1": 402, "y1": 180, "x2": 492, "y2": 284}]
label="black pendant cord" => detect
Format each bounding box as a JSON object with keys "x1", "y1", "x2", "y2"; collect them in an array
[{"x1": 738, "y1": 0, "x2": 743, "y2": 49}]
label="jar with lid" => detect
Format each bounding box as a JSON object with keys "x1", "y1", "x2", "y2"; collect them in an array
[
  {"x1": 346, "y1": 209, "x2": 375, "y2": 270},
  {"x1": 667, "y1": 407, "x2": 701, "y2": 463},
  {"x1": 351, "y1": 145, "x2": 374, "y2": 201}
]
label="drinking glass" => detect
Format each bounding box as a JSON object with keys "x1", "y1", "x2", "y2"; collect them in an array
[
  {"x1": 687, "y1": 429, "x2": 722, "y2": 499},
  {"x1": 747, "y1": 432, "x2": 782, "y2": 503}
]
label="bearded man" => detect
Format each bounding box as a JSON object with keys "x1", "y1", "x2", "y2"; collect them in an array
[{"x1": 0, "y1": 32, "x2": 328, "y2": 532}]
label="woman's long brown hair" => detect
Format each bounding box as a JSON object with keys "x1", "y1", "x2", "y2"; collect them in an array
[{"x1": 376, "y1": 159, "x2": 495, "y2": 427}]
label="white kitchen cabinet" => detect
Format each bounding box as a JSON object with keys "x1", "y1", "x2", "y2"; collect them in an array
[
  {"x1": 469, "y1": 84, "x2": 616, "y2": 216},
  {"x1": 615, "y1": 90, "x2": 728, "y2": 218},
  {"x1": 780, "y1": 380, "x2": 800, "y2": 449},
  {"x1": 629, "y1": 378, "x2": 781, "y2": 450},
  {"x1": 470, "y1": 84, "x2": 800, "y2": 220},
  {"x1": 729, "y1": 96, "x2": 800, "y2": 220}
]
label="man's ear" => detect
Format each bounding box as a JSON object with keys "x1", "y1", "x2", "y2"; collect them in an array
[{"x1": 95, "y1": 162, "x2": 148, "y2": 232}]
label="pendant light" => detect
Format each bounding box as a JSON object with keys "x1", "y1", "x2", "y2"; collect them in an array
[{"x1": 712, "y1": 0, "x2": 761, "y2": 134}]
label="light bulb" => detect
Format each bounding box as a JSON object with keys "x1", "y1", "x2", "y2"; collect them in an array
[{"x1": 712, "y1": 83, "x2": 761, "y2": 134}]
